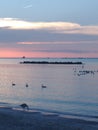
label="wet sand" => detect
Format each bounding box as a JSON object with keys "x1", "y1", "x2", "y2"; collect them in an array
[{"x1": 0, "y1": 107, "x2": 98, "y2": 130}]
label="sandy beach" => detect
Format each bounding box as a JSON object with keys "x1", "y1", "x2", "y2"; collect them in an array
[{"x1": 0, "y1": 107, "x2": 98, "y2": 130}]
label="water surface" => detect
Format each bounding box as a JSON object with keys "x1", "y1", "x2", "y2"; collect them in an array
[{"x1": 0, "y1": 58, "x2": 98, "y2": 121}]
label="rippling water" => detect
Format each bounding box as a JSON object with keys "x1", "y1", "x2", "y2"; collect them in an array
[{"x1": 0, "y1": 58, "x2": 98, "y2": 121}]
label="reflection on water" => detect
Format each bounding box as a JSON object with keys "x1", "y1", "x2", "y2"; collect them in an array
[{"x1": 0, "y1": 58, "x2": 98, "y2": 120}]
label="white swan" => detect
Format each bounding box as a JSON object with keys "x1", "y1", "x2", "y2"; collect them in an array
[{"x1": 41, "y1": 84, "x2": 47, "y2": 88}]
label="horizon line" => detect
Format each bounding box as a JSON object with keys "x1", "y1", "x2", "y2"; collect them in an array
[{"x1": 0, "y1": 57, "x2": 98, "y2": 59}]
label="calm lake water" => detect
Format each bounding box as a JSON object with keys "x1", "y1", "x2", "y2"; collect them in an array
[{"x1": 0, "y1": 58, "x2": 98, "y2": 121}]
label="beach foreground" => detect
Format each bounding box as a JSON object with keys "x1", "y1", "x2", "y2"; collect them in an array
[{"x1": 0, "y1": 107, "x2": 98, "y2": 130}]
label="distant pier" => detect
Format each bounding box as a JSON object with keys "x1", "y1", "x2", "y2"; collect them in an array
[{"x1": 20, "y1": 61, "x2": 83, "y2": 65}]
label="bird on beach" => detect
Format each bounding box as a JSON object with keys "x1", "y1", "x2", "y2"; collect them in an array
[{"x1": 20, "y1": 103, "x2": 29, "y2": 110}]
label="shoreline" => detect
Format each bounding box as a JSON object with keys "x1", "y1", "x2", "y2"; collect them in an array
[
  {"x1": 0, "y1": 106, "x2": 98, "y2": 130},
  {"x1": 1, "y1": 102, "x2": 98, "y2": 123}
]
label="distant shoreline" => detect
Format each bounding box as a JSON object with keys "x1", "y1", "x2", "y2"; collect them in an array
[{"x1": 20, "y1": 61, "x2": 83, "y2": 64}]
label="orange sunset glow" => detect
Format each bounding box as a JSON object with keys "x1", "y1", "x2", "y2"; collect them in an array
[{"x1": 0, "y1": 48, "x2": 98, "y2": 58}]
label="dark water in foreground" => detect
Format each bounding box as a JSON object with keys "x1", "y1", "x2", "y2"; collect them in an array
[{"x1": 0, "y1": 58, "x2": 98, "y2": 121}]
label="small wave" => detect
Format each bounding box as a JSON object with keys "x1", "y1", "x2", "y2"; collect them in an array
[
  {"x1": 2, "y1": 103, "x2": 97, "y2": 122},
  {"x1": 34, "y1": 98, "x2": 98, "y2": 107},
  {"x1": 0, "y1": 102, "x2": 12, "y2": 108},
  {"x1": 21, "y1": 107, "x2": 98, "y2": 122}
]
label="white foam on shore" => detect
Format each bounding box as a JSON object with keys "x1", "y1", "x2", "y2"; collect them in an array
[
  {"x1": 59, "y1": 114, "x2": 98, "y2": 122},
  {"x1": 12, "y1": 106, "x2": 98, "y2": 122},
  {"x1": 0, "y1": 103, "x2": 98, "y2": 123}
]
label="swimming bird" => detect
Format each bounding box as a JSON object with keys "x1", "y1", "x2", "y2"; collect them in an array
[
  {"x1": 12, "y1": 82, "x2": 16, "y2": 86},
  {"x1": 20, "y1": 103, "x2": 29, "y2": 110},
  {"x1": 26, "y1": 83, "x2": 29, "y2": 87},
  {"x1": 41, "y1": 84, "x2": 47, "y2": 88}
]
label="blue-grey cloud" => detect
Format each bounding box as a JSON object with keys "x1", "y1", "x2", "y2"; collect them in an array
[
  {"x1": 0, "y1": 27, "x2": 98, "y2": 43},
  {"x1": 0, "y1": 18, "x2": 98, "y2": 57}
]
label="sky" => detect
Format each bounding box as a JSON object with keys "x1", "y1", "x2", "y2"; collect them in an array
[{"x1": 0, "y1": 0, "x2": 98, "y2": 58}]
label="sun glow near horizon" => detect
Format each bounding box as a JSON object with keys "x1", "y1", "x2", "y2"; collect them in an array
[{"x1": 0, "y1": 48, "x2": 98, "y2": 58}]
